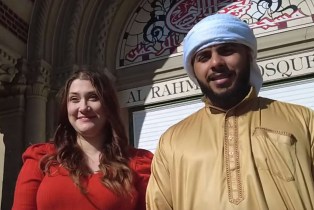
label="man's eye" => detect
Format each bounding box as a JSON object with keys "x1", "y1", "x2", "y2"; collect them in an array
[
  {"x1": 222, "y1": 50, "x2": 234, "y2": 56},
  {"x1": 219, "y1": 46, "x2": 236, "y2": 56},
  {"x1": 196, "y1": 54, "x2": 210, "y2": 62}
]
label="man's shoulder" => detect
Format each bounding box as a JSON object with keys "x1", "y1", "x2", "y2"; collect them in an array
[
  {"x1": 175, "y1": 106, "x2": 204, "y2": 123},
  {"x1": 259, "y1": 96, "x2": 311, "y2": 109},
  {"x1": 162, "y1": 107, "x2": 205, "y2": 135},
  {"x1": 258, "y1": 96, "x2": 313, "y2": 117},
  {"x1": 157, "y1": 107, "x2": 206, "y2": 151}
]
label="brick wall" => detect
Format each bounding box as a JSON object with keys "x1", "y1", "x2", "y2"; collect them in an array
[{"x1": 0, "y1": 1, "x2": 29, "y2": 43}]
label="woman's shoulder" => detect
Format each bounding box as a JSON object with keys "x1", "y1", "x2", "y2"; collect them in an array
[
  {"x1": 22, "y1": 142, "x2": 56, "y2": 162},
  {"x1": 128, "y1": 147, "x2": 153, "y2": 162},
  {"x1": 128, "y1": 147, "x2": 153, "y2": 174}
]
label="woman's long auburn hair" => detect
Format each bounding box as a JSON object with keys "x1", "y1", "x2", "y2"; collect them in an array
[{"x1": 40, "y1": 69, "x2": 133, "y2": 196}]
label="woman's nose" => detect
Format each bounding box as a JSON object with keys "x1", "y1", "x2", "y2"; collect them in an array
[{"x1": 79, "y1": 101, "x2": 89, "y2": 112}]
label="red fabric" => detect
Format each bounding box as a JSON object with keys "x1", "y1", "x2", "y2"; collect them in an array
[{"x1": 12, "y1": 143, "x2": 153, "y2": 210}]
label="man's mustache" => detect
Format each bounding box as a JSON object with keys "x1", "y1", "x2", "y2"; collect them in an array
[{"x1": 207, "y1": 70, "x2": 232, "y2": 82}]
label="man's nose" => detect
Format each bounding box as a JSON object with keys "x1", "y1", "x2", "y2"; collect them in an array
[{"x1": 209, "y1": 53, "x2": 225, "y2": 70}]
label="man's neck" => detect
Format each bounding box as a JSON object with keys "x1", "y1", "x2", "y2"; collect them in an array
[{"x1": 206, "y1": 86, "x2": 252, "y2": 110}]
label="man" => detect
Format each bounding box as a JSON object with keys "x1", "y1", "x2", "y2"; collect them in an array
[{"x1": 146, "y1": 14, "x2": 314, "y2": 210}]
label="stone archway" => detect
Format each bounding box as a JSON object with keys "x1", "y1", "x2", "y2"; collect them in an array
[{"x1": 1, "y1": 0, "x2": 128, "y2": 208}]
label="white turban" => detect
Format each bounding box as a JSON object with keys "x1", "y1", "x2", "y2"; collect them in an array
[{"x1": 183, "y1": 13, "x2": 263, "y2": 93}]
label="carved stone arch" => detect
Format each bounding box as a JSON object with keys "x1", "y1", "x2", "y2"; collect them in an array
[
  {"x1": 41, "y1": 0, "x2": 83, "y2": 91},
  {"x1": 75, "y1": 0, "x2": 104, "y2": 66},
  {"x1": 42, "y1": 0, "x2": 66, "y2": 65},
  {"x1": 27, "y1": 0, "x2": 52, "y2": 61},
  {"x1": 52, "y1": 0, "x2": 85, "y2": 68},
  {"x1": 98, "y1": 0, "x2": 159, "y2": 89},
  {"x1": 50, "y1": 0, "x2": 114, "y2": 88},
  {"x1": 28, "y1": 0, "x2": 134, "y2": 86},
  {"x1": 87, "y1": 0, "x2": 124, "y2": 76}
]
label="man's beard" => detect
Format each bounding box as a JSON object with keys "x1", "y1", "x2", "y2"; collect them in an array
[{"x1": 197, "y1": 67, "x2": 251, "y2": 109}]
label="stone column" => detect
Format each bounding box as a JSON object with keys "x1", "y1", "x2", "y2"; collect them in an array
[
  {"x1": 0, "y1": 58, "x2": 27, "y2": 210},
  {"x1": 24, "y1": 60, "x2": 50, "y2": 144},
  {"x1": 46, "y1": 90, "x2": 58, "y2": 140}
]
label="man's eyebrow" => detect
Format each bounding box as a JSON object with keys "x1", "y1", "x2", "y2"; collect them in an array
[{"x1": 217, "y1": 43, "x2": 235, "y2": 47}]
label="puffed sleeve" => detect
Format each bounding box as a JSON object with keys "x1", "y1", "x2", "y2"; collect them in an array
[
  {"x1": 146, "y1": 132, "x2": 173, "y2": 210},
  {"x1": 310, "y1": 109, "x2": 314, "y2": 176},
  {"x1": 12, "y1": 143, "x2": 55, "y2": 210},
  {"x1": 129, "y1": 148, "x2": 153, "y2": 210}
]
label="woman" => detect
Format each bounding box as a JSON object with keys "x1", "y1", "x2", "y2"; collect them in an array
[{"x1": 12, "y1": 70, "x2": 153, "y2": 210}]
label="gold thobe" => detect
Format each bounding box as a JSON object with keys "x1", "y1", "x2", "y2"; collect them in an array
[{"x1": 146, "y1": 88, "x2": 314, "y2": 210}]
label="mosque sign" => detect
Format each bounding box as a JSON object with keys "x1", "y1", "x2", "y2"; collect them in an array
[
  {"x1": 119, "y1": 78, "x2": 201, "y2": 107},
  {"x1": 259, "y1": 50, "x2": 314, "y2": 82},
  {"x1": 118, "y1": 50, "x2": 314, "y2": 107}
]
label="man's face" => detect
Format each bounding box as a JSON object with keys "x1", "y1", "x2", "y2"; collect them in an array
[{"x1": 193, "y1": 43, "x2": 251, "y2": 109}]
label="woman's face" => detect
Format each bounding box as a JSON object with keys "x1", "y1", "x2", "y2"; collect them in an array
[{"x1": 67, "y1": 79, "x2": 106, "y2": 139}]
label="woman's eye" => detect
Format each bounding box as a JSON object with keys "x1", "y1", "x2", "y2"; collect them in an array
[
  {"x1": 89, "y1": 94, "x2": 99, "y2": 101},
  {"x1": 69, "y1": 96, "x2": 79, "y2": 103}
]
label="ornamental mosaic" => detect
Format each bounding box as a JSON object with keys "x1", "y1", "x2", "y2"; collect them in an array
[{"x1": 118, "y1": 0, "x2": 314, "y2": 68}]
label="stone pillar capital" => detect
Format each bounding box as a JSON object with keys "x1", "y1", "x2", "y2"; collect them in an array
[
  {"x1": 0, "y1": 58, "x2": 27, "y2": 97},
  {"x1": 26, "y1": 59, "x2": 52, "y2": 97}
]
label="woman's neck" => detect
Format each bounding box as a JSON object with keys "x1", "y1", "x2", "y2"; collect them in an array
[
  {"x1": 78, "y1": 134, "x2": 104, "y2": 150},
  {"x1": 77, "y1": 135, "x2": 104, "y2": 172}
]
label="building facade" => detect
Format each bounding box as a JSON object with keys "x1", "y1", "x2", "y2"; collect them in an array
[{"x1": 0, "y1": 0, "x2": 314, "y2": 209}]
